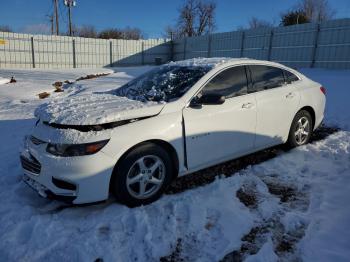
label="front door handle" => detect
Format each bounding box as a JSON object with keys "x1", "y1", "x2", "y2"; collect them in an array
[
  {"x1": 242, "y1": 102, "x2": 254, "y2": 109},
  {"x1": 286, "y1": 92, "x2": 295, "y2": 99}
]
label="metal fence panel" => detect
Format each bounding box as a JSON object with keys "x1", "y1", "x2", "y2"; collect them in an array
[
  {"x1": 143, "y1": 39, "x2": 170, "y2": 65},
  {"x1": 1, "y1": 18, "x2": 350, "y2": 69},
  {"x1": 242, "y1": 27, "x2": 271, "y2": 60},
  {"x1": 210, "y1": 31, "x2": 242, "y2": 58},
  {"x1": 271, "y1": 23, "x2": 317, "y2": 68},
  {"x1": 172, "y1": 18, "x2": 350, "y2": 69},
  {"x1": 185, "y1": 35, "x2": 209, "y2": 59},
  {"x1": 0, "y1": 32, "x2": 170, "y2": 68},
  {"x1": 173, "y1": 39, "x2": 186, "y2": 61},
  {"x1": 315, "y1": 19, "x2": 350, "y2": 69}
]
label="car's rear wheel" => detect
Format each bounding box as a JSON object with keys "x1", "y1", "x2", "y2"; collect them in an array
[
  {"x1": 287, "y1": 110, "x2": 313, "y2": 148},
  {"x1": 111, "y1": 143, "x2": 173, "y2": 207}
]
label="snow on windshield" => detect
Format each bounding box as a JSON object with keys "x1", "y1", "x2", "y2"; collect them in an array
[{"x1": 115, "y1": 64, "x2": 212, "y2": 102}]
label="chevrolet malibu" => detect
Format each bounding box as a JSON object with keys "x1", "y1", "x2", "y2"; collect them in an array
[{"x1": 21, "y1": 58, "x2": 326, "y2": 206}]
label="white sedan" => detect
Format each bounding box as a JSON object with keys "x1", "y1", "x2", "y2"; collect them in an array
[{"x1": 21, "y1": 58, "x2": 326, "y2": 206}]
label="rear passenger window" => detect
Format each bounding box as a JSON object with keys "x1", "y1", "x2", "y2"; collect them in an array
[
  {"x1": 202, "y1": 66, "x2": 248, "y2": 99},
  {"x1": 283, "y1": 70, "x2": 299, "y2": 83},
  {"x1": 249, "y1": 65, "x2": 285, "y2": 92}
]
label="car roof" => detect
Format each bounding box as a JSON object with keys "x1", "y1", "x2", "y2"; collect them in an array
[
  {"x1": 167, "y1": 57, "x2": 303, "y2": 80},
  {"x1": 167, "y1": 57, "x2": 294, "y2": 71},
  {"x1": 167, "y1": 57, "x2": 251, "y2": 68}
]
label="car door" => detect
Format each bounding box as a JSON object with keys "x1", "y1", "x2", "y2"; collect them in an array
[
  {"x1": 248, "y1": 65, "x2": 301, "y2": 148},
  {"x1": 183, "y1": 66, "x2": 257, "y2": 171}
]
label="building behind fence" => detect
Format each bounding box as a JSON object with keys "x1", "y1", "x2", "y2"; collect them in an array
[{"x1": 1, "y1": 18, "x2": 350, "y2": 69}]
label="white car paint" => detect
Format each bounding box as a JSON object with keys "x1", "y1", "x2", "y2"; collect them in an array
[
  {"x1": 254, "y1": 80, "x2": 301, "y2": 148},
  {"x1": 21, "y1": 58, "x2": 326, "y2": 204},
  {"x1": 183, "y1": 92, "x2": 257, "y2": 170},
  {"x1": 35, "y1": 93, "x2": 165, "y2": 125}
]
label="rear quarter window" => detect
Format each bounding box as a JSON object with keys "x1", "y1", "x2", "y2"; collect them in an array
[
  {"x1": 283, "y1": 70, "x2": 299, "y2": 83},
  {"x1": 249, "y1": 65, "x2": 285, "y2": 93}
]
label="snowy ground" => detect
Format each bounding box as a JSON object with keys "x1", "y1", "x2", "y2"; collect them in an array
[
  {"x1": 0, "y1": 66, "x2": 349, "y2": 262},
  {"x1": 0, "y1": 77, "x2": 10, "y2": 85}
]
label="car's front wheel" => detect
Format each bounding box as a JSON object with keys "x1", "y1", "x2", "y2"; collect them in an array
[
  {"x1": 287, "y1": 110, "x2": 313, "y2": 148},
  {"x1": 111, "y1": 143, "x2": 173, "y2": 207}
]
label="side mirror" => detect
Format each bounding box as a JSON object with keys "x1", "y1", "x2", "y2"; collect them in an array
[
  {"x1": 201, "y1": 93, "x2": 225, "y2": 105},
  {"x1": 190, "y1": 93, "x2": 225, "y2": 108}
]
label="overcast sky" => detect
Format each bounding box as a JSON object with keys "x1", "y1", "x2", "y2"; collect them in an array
[{"x1": 1, "y1": 0, "x2": 350, "y2": 37}]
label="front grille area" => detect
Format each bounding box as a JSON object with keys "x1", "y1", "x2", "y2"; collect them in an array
[
  {"x1": 52, "y1": 177, "x2": 77, "y2": 191},
  {"x1": 30, "y1": 136, "x2": 45, "y2": 145},
  {"x1": 20, "y1": 154, "x2": 41, "y2": 174}
]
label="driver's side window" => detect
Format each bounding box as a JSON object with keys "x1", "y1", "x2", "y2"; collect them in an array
[{"x1": 201, "y1": 66, "x2": 248, "y2": 99}]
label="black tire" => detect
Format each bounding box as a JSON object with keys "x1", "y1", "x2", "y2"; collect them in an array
[
  {"x1": 111, "y1": 143, "x2": 174, "y2": 207},
  {"x1": 287, "y1": 110, "x2": 313, "y2": 148}
]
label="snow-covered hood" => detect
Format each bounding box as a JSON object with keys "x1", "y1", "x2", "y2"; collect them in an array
[{"x1": 35, "y1": 93, "x2": 165, "y2": 126}]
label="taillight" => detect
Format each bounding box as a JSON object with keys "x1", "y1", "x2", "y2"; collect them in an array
[{"x1": 320, "y1": 86, "x2": 326, "y2": 95}]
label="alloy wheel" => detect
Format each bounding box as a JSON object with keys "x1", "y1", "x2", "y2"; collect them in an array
[
  {"x1": 294, "y1": 116, "x2": 310, "y2": 145},
  {"x1": 126, "y1": 155, "x2": 165, "y2": 199}
]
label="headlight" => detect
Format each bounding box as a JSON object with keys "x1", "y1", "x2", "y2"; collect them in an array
[{"x1": 46, "y1": 140, "x2": 109, "y2": 157}]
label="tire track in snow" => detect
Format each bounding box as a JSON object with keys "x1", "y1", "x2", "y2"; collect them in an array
[
  {"x1": 221, "y1": 175, "x2": 309, "y2": 261},
  {"x1": 159, "y1": 125, "x2": 339, "y2": 262}
]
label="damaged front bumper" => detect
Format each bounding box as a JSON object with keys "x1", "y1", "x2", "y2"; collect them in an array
[
  {"x1": 23, "y1": 174, "x2": 77, "y2": 203},
  {"x1": 20, "y1": 134, "x2": 116, "y2": 204}
]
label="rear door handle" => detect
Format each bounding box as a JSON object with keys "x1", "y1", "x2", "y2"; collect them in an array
[
  {"x1": 242, "y1": 102, "x2": 254, "y2": 109},
  {"x1": 286, "y1": 92, "x2": 295, "y2": 99}
]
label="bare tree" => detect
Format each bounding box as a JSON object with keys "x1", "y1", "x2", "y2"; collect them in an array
[
  {"x1": 298, "y1": 0, "x2": 335, "y2": 22},
  {"x1": 197, "y1": 0, "x2": 216, "y2": 35},
  {"x1": 178, "y1": 0, "x2": 196, "y2": 37},
  {"x1": 122, "y1": 27, "x2": 144, "y2": 40},
  {"x1": 280, "y1": 9, "x2": 310, "y2": 26},
  {"x1": 99, "y1": 27, "x2": 143, "y2": 40},
  {"x1": 99, "y1": 28, "x2": 123, "y2": 39},
  {"x1": 165, "y1": 0, "x2": 216, "y2": 39},
  {"x1": 248, "y1": 17, "x2": 273, "y2": 29},
  {"x1": 0, "y1": 25, "x2": 12, "y2": 32},
  {"x1": 76, "y1": 25, "x2": 98, "y2": 38}
]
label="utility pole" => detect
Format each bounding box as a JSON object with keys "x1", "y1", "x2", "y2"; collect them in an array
[
  {"x1": 54, "y1": 0, "x2": 59, "y2": 35},
  {"x1": 47, "y1": 15, "x2": 54, "y2": 35},
  {"x1": 64, "y1": 0, "x2": 76, "y2": 36}
]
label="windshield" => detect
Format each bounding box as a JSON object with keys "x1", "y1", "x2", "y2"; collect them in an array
[{"x1": 115, "y1": 65, "x2": 212, "y2": 102}]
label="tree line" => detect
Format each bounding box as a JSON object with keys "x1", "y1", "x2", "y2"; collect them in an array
[
  {"x1": 0, "y1": 0, "x2": 336, "y2": 39},
  {"x1": 166, "y1": 0, "x2": 335, "y2": 38},
  {"x1": 0, "y1": 24, "x2": 143, "y2": 40},
  {"x1": 249, "y1": 0, "x2": 335, "y2": 29}
]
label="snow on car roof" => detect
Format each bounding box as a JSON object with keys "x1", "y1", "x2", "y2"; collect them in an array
[{"x1": 167, "y1": 57, "x2": 250, "y2": 68}]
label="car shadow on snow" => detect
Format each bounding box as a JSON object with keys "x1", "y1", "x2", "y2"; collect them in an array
[{"x1": 166, "y1": 125, "x2": 339, "y2": 195}]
